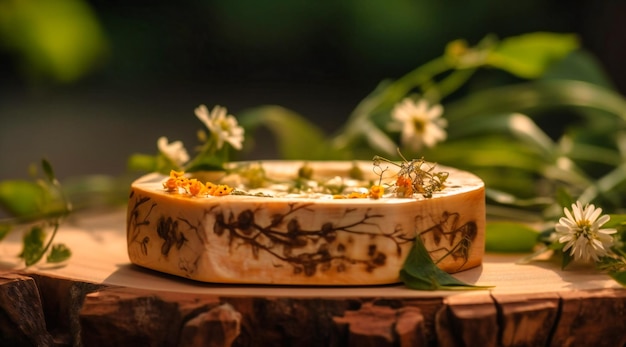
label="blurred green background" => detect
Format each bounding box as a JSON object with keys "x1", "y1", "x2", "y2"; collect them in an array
[{"x1": 1, "y1": 0, "x2": 625, "y2": 181}]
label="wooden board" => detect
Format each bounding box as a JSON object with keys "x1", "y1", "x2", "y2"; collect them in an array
[{"x1": 1, "y1": 209, "x2": 625, "y2": 346}]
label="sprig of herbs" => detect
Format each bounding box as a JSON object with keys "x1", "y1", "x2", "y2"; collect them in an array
[
  {"x1": 373, "y1": 152, "x2": 448, "y2": 198},
  {"x1": 0, "y1": 160, "x2": 72, "y2": 266}
]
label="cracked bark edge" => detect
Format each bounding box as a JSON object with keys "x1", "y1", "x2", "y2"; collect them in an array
[
  {"x1": 0, "y1": 273, "x2": 54, "y2": 347},
  {"x1": 491, "y1": 292, "x2": 560, "y2": 347},
  {"x1": 79, "y1": 286, "x2": 225, "y2": 347},
  {"x1": 28, "y1": 272, "x2": 107, "y2": 347},
  {"x1": 4, "y1": 271, "x2": 626, "y2": 347},
  {"x1": 435, "y1": 294, "x2": 499, "y2": 347},
  {"x1": 550, "y1": 288, "x2": 626, "y2": 347}
]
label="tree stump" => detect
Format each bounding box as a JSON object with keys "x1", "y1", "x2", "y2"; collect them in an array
[{"x1": 2, "y1": 270, "x2": 625, "y2": 346}]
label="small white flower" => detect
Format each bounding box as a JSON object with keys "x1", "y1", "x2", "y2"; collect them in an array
[
  {"x1": 555, "y1": 201, "x2": 617, "y2": 262},
  {"x1": 157, "y1": 136, "x2": 189, "y2": 167},
  {"x1": 389, "y1": 98, "x2": 447, "y2": 152},
  {"x1": 194, "y1": 104, "x2": 245, "y2": 150}
]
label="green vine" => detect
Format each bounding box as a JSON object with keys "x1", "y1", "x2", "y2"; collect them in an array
[{"x1": 0, "y1": 160, "x2": 72, "y2": 266}]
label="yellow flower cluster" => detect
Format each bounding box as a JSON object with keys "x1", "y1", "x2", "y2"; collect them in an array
[
  {"x1": 369, "y1": 185, "x2": 385, "y2": 199},
  {"x1": 162, "y1": 170, "x2": 233, "y2": 197},
  {"x1": 332, "y1": 185, "x2": 385, "y2": 200},
  {"x1": 395, "y1": 175, "x2": 413, "y2": 198}
]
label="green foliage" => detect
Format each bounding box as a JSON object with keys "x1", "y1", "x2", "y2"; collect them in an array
[
  {"x1": 127, "y1": 153, "x2": 158, "y2": 173},
  {"x1": 400, "y1": 237, "x2": 492, "y2": 290},
  {"x1": 444, "y1": 79, "x2": 626, "y2": 123},
  {"x1": 41, "y1": 159, "x2": 56, "y2": 182},
  {"x1": 234, "y1": 31, "x2": 626, "y2": 288},
  {"x1": 485, "y1": 222, "x2": 538, "y2": 253},
  {"x1": 543, "y1": 50, "x2": 614, "y2": 88},
  {"x1": 605, "y1": 214, "x2": 626, "y2": 231},
  {"x1": 0, "y1": 0, "x2": 108, "y2": 83},
  {"x1": 47, "y1": 243, "x2": 71, "y2": 263},
  {"x1": 554, "y1": 187, "x2": 576, "y2": 210},
  {"x1": 605, "y1": 215, "x2": 626, "y2": 257},
  {"x1": 185, "y1": 150, "x2": 230, "y2": 173},
  {"x1": 561, "y1": 251, "x2": 574, "y2": 270},
  {"x1": 243, "y1": 32, "x2": 585, "y2": 165},
  {"x1": 487, "y1": 32, "x2": 579, "y2": 78},
  {"x1": 19, "y1": 222, "x2": 69, "y2": 266},
  {"x1": 0, "y1": 224, "x2": 10, "y2": 241},
  {"x1": 238, "y1": 105, "x2": 339, "y2": 160},
  {"x1": 120, "y1": 31, "x2": 626, "y2": 289},
  {"x1": 20, "y1": 225, "x2": 46, "y2": 266},
  {"x1": 0, "y1": 159, "x2": 70, "y2": 222},
  {"x1": 0, "y1": 180, "x2": 48, "y2": 217},
  {"x1": 128, "y1": 106, "x2": 247, "y2": 174},
  {"x1": 0, "y1": 160, "x2": 71, "y2": 267},
  {"x1": 608, "y1": 270, "x2": 626, "y2": 287}
]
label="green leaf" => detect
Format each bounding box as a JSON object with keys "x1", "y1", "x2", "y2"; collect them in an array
[
  {"x1": 487, "y1": 32, "x2": 579, "y2": 78},
  {"x1": 604, "y1": 215, "x2": 626, "y2": 254},
  {"x1": 485, "y1": 221, "x2": 538, "y2": 253},
  {"x1": 516, "y1": 245, "x2": 552, "y2": 265},
  {"x1": 554, "y1": 187, "x2": 575, "y2": 209},
  {"x1": 400, "y1": 237, "x2": 492, "y2": 290},
  {"x1": 360, "y1": 120, "x2": 397, "y2": 156},
  {"x1": 238, "y1": 105, "x2": 335, "y2": 160},
  {"x1": 605, "y1": 214, "x2": 626, "y2": 228},
  {"x1": 41, "y1": 159, "x2": 56, "y2": 183},
  {"x1": 448, "y1": 113, "x2": 556, "y2": 158},
  {"x1": 47, "y1": 243, "x2": 71, "y2": 263},
  {"x1": 127, "y1": 153, "x2": 158, "y2": 173},
  {"x1": 0, "y1": 180, "x2": 47, "y2": 217},
  {"x1": 0, "y1": 224, "x2": 11, "y2": 241},
  {"x1": 578, "y1": 163, "x2": 626, "y2": 206},
  {"x1": 561, "y1": 250, "x2": 574, "y2": 269},
  {"x1": 0, "y1": 0, "x2": 108, "y2": 83},
  {"x1": 543, "y1": 50, "x2": 614, "y2": 88},
  {"x1": 608, "y1": 270, "x2": 626, "y2": 287},
  {"x1": 559, "y1": 138, "x2": 623, "y2": 167},
  {"x1": 185, "y1": 155, "x2": 227, "y2": 172},
  {"x1": 427, "y1": 135, "x2": 543, "y2": 169},
  {"x1": 1, "y1": 161, "x2": 71, "y2": 267},
  {"x1": 444, "y1": 80, "x2": 626, "y2": 124},
  {"x1": 20, "y1": 225, "x2": 46, "y2": 266},
  {"x1": 485, "y1": 189, "x2": 553, "y2": 208}
]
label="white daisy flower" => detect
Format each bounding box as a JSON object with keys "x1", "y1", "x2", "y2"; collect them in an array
[
  {"x1": 157, "y1": 136, "x2": 189, "y2": 167},
  {"x1": 194, "y1": 104, "x2": 245, "y2": 150},
  {"x1": 555, "y1": 201, "x2": 617, "y2": 262},
  {"x1": 389, "y1": 98, "x2": 447, "y2": 152}
]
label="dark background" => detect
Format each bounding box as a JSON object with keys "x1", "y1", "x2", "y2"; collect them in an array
[{"x1": 1, "y1": 0, "x2": 625, "y2": 181}]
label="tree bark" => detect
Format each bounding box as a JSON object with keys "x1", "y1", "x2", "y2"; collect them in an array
[{"x1": 1, "y1": 271, "x2": 625, "y2": 347}]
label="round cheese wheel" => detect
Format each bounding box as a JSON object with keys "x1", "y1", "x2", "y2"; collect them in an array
[{"x1": 127, "y1": 160, "x2": 485, "y2": 285}]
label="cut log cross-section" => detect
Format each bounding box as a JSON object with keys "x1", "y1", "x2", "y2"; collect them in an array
[{"x1": 1, "y1": 271, "x2": 625, "y2": 346}]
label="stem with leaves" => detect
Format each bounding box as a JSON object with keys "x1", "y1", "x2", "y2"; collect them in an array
[{"x1": 0, "y1": 159, "x2": 73, "y2": 266}]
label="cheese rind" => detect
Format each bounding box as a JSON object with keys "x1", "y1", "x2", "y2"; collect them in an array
[{"x1": 127, "y1": 161, "x2": 485, "y2": 285}]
